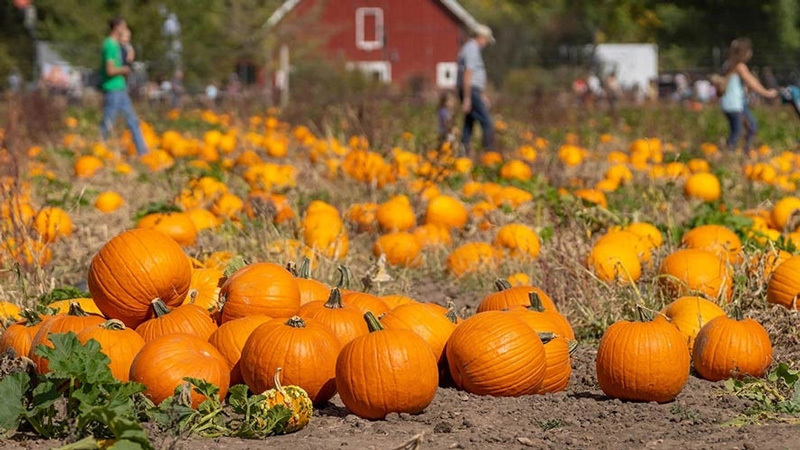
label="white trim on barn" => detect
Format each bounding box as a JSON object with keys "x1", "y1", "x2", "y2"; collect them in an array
[
  {"x1": 355, "y1": 7, "x2": 384, "y2": 51},
  {"x1": 345, "y1": 61, "x2": 392, "y2": 83},
  {"x1": 436, "y1": 62, "x2": 457, "y2": 88}
]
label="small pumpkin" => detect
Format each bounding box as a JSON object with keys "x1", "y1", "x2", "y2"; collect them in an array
[
  {"x1": 77, "y1": 319, "x2": 145, "y2": 382},
  {"x1": 33, "y1": 207, "x2": 73, "y2": 243},
  {"x1": 681, "y1": 225, "x2": 743, "y2": 263},
  {"x1": 297, "y1": 288, "x2": 368, "y2": 347},
  {"x1": 538, "y1": 333, "x2": 576, "y2": 394},
  {"x1": 692, "y1": 310, "x2": 772, "y2": 381},
  {"x1": 446, "y1": 242, "x2": 500, "y2": 277},
  {"x1": 477, "y1": 279, "x2": 557, "y2": 313},
  {"x1": 240, "y1": 316, "x2": 340, "y2": 405},
  {"x1": 493, "y1": 223, "x2": 541, "y2": 259},
  {"x1": 376, "y1": 195, "x2": 416, "y2": 232},
  {"x1": 587, "y1": 242, "x2": 641, "y2": 284},
  {"x1": 261, "y1": 368, "x2": 313, "y2": 433},
  {"x1": 183, "y1": 267, "x2": 225, "y2": 312},
  {"x1": 137, "y1": 212, "x2": 198, "y2": 247},
  {"x1": 659, "y1": 249, "x2": 733, "y2": 302},
  {"x1": 340, "y1": 291, "x2": 390, "y2": 317},
  {"x1": 220, "y1": 262, "x2": 301, "y2": 322},
  {"x1": 94, "y1": 191, "x2": 124, "y2": 213},
  {"x1": 47, "y1": 297, "x2": 104, "y2": 317},
  {"x1": 336, "y1": 312, "x2": 438, "y2": 419},
  {"x1": 660, "y1": 296, "x2": 726, "y2": 352},
  {"x1": 766, "y1": 255, "x2": 800, "y2": 309},
  {"x1": 446, "y1": 311, "x2": 546, "y2": 396},
  {"x1": 0, "y1": 309, "x2": 46, "y2": 357},
  {"x1": 596, "y1": 308, "x2": 690, "y2": 403},
  {"x1": 208, "y1": 315, "x2": 272, "y2": 386},
  {"x1": 379, "y1": 302, "x2": 457, "y2": 364},
  {"x1": 293, "y1": 257, "x2": 331, "y2": 306},
  {"x1": 684, "y1": 172, "x2": 721, "y2": 202},
  {"x1": 29, "y1": 302, "x2": 105, "y2": 374},
  {"x1": 0, "y1": 301, "x2": 21, "y2": 321},
  {"x1": 129, "y1": 333, "x2": 230, "y2": 408},
  {"x1": 425, "y1": 195, "x2": 468, "y2": 230},
  {"x1": 135, "y1": 299, "x2": 218, "y2": 342},
  {"x1": 373, "y1": 232, "x2": 422, "y2": 267},
  {"x1": 505, "y1": 292, "x2": 574, "y2": 339}
]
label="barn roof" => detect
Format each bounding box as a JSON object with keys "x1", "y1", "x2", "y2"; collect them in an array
[{"x1": 264, "y1": 0, "x2": 480, "y2": 31}]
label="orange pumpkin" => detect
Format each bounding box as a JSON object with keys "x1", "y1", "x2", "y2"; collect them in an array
[
  {"x1": 380, "y1": 294, "x2": 417, "y2": 309},
  {"x1": 135, "y1": 299, "x2": 218, "y2": 342},
  {"x1": 240, "y1": 316, "x2": 340, "y2": 404},
  {"x1": 294, "y1": 257, "x2": 331, "y2": 306},
  {"x1": 477, "y1": 279, "x2": 557, "y2": 313},
  {"x1": 681, "y1": 225, "x2": 743, "y2": 263},
  {"x1": 129, "y1": 333, "x2": 230, "y2": 408},
  {"x1": 504, "y1": 292, "x2": 574, "y2": 339},
  {"x1": 538, "y1": 334, "x2": 575, "y2": 394},
  {"x1": 29, "y1": 303, "x2": 105, "y2": 374},
  {"x1": 137, "y1": 212, "x2": 198, "y2": 247},
  {"x1": 183, "y1": 267, "x2": 225, "y2": 312},
  {"x1": 340, "y1": 291, "x2": 390, "y2": 316},
  {"x1": 766, "y1": 255, "x2": 800, "y2": 309},
  {"x1": 33, "y1": 207, "x2": 73, "y2": 243},
  {"x1": 88, "y1": 229, "x2": 192, "y2": 328},
  {"x1": 373, "y1": 232, "x2": 422, "y2": 267},
  {"x1": 425, "y1": 195, "x2": 468, "y2": 230},
  {"x1": 77, "y1": 319, "x2": 145, "y2": 382},
  {"x1": 660, "y1": 296, "x2": 726, "y2": 352},
  {"x1": 446, "y1": 311, "x2": 546, "y2": 396},
  {"x1": 0, "y1": 310, "x2": 46, "y2": 358},
  {"x1": 379, "y1": 302, "x2": 456, "y2": 364},
  {"x1": 219, "y1": 262, "x2": 301, "y2": 322},
  {"x1": 297, "y1": 288, "x2": 368, "y2": 347},
  {"x1": 207, "y1": 315, "x2": 272, "y2": 386},
  {"x1": 692, "y1": 312, "x2": 772, "y2": 381},
  {"x1": 659, "y1": 249, "x2": 733, "y2": 302},
  {"x1": 336, "y1": 312, "x2": 438, "y2": 419}
]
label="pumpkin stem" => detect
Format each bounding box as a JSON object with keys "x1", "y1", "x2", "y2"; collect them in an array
[
  {"x1": 494, "y1": 279, "x2": 512, "y2": 292},
  {"x1": 567, "y1": 340, "x2": 579, "y2": 356},
  {"x1": 324, "y1": 288, "x2": 344, "y2": 309},
  {"x1": 150, "y1": 298, "x2": 171, "y2": 318},
  {"x1": 273, "y1": 367, "x2": 286, "y2": 394},
  {"x1": 187, "y1": 289, "x2": 199, "y2": 304},
  {"x1": 635, "y1": 304, "x2": 650, "y2": 322},
  {"x1": 285, "y1": 316, "x2": 306, "y2": 328},
  {"x1": 538, "y1": 332, "x2": 556, "y2": 344},
  {"x1": 101, "y1": 319, "x2": 126, "y2": 330},
  {"x1": 298, "y1": 257, "x2": 312, "y2": 279},
  {"x1": 732, "y1": 303, "x2": 743, "y2": 321},
  {"x1": 67, "y1": 301, "x2": 90, "y2": 317},
  {"x1": 364, "y1": 311, "x2": 384, "y2": 332},
  {"x1": 527, "y1": 291, "x2": 545, "y2": 312},
  {"x1": 286, "y1": 261, "x2": 298, "y2": 277},
  {"x1": 336, "y1": 265, "x2": 351, "y2": 289},
  {"x1": 445, "y1": 301, "x2": 459, "y2": 324},
  {"x1": 19, "y1": 309, "x2": 42, "y2": 325}
]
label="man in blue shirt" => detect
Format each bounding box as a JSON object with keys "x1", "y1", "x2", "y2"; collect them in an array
[{"x1": 457, "y1": 24, "x2": 495, "y2": 155}]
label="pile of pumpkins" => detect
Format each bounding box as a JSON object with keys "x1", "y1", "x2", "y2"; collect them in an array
[{"x1": 0, "y1": 228, "x2": 577, "y2": 420}]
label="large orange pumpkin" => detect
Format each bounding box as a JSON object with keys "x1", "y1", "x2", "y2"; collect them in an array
[
  {"x1": 135, "y1": 299, "x2": 218, "y2": 342},
  {"x1": 692, "y1": 313, "x2": 772, "y2": 381},
  {"x1": 660, "y1": 296, "x2": 726, "y2": 352},
  {"x1": 379, "y1": 302, "x2": 456, "y2": 364},
  {"x1": 129, "y1": 333, "x2": 230, "y2": 408},
  {"x1": 477, "y1": 279, "x2": 557, "y2": 313},
  {"x1": 77, "y1": 319, "x2": 145, "y2": 382},
  {"x1": 766, "y1": 255, "x2": 800, "y2": 309},
  {"x1": 88, "y1": 229, "x2": 192, "y2": 328},
  {"x1": 681, "y1": 225, "x2": 743, "y2": 263},
  {"x1": 219, "y1": 262, "x2": 301, "y2": 322},
  {"x1": 207, "y1": 315, "x2": 272, "y2": 386},
  {"x1": 659, "y1": 249, "x2": 733, "y2": 302},
  {"x1": 137, "y1": 212, "x2": 198, "y2": 247},
  {"x1": 336, "y1": 312, "x2": 438, "y2": 419},
  {"x1": 297, "y1": 288, "x2": 368, "y2": 347},
  {"x1": 446, "y1": 311, "x2": 546, "y2": 396},
  {"x1": 29, "y1": 303, "x2": 105, "y2": 374},
  {"x1": 240, "y1": 316, "x2": 340, "y2": 405}
]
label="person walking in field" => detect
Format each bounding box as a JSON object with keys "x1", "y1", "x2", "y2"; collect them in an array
[
  {"x1": 100, "y1": 17, "x2": 149, "y2": 156},
  {"x1": 457, "y1": 24, "x2": 495, "y2": 156},
  {"x1": 715, "y1": 38, "x2": 778, "y2": 151}
]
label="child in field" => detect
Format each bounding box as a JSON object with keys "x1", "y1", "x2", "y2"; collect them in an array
[{"x1": 438, "y1": 91, "x2": 455, "y2": 141}]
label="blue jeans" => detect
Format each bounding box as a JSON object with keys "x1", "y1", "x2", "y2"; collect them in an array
[
  {"x1": 101, "y1": 90, "x2": 148, "y2": 156},
  {"x1": 460, "y1": 89, "x2": 494, "y2": 151},
  {"x1": 725, "y1": 106, "x2": 757, "y2": 150}
]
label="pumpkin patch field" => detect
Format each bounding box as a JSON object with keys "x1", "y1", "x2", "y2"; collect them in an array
[{"x1": 3, "y1": 103, "x2": 800, "y2": 449}]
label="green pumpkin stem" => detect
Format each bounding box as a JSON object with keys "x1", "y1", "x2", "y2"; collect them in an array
[
  {"x1": 445, "y1": 301, "x2": 458, "y2": 324},
  {"x1": 364, "y1": 311, "x2": 384, "y2": 332},
  {"x1": 336, "y1": 266, "x2": 351, "y2": 289},
  {"x1": 324, "y1": 288, "x2": 344, "y2": 309},
  {"x1": 567, "y1": 340, "x2": 579, "y2": 356},
  {"x1": 298, "y1": 257, "x2": 312, "y2": 279},
  {"x1": 102, "y1": 319, "x2": 126, "y2": 330},
  {"x1": 286, "y1": 262, "x2": 298, "y2": 277},
  {"x1": 635, "y1": 304, "x2": 650, "y2": 322},
  {"x1": 67, "y1": 301, "x2": 90, "y2": 317},
  {"x1": 494, "y1": 279, "x2": 512, "y2": 292},
  {"x1": 733, "y1": 303, "x2": 743, "y2": 321},
  {"x1": 538, "y1": 332, "x2": 556, "y2": 344},
  {"x1": 19, "y1": 309, "x2": 42, "y2": 325},
  {"x1": 528, "y1": 292, "x2": 545, "y2": 312},
  {"x1": 151, "y1": 299, "x2": 171, "y2": 318},
  {"x1": 285, "y1": 316, "x2": 306, "y2": 328}
]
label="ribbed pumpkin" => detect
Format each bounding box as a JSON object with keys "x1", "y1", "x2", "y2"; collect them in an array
[
  {"x1": 297, "y1": 288, "x2": 368, "y2": 347},
  {"x1": 341, "y1": 291, "x2": 390, "y2": 316},
  {"x1": 0, "y1": 310, "x2": 46, "y2": 358},
  {"x1": 537, "y1": 334, "x2": 576, "y2": 394},
  {"x1": 587, "y1": 242, "x2": 641, "y2": 284},
  {"x1": 207, "y1": 315, "x2": 272, "y2": 386},
  {"x1": 766, "y1": 255, "x2": 800, "y2": 309},
  {"x1": 29, "y1": 302, "x2": 105, "y2": 374},
  {"x1": 129, "y1": 333, "x2": 230, "y2": 408},
  {"x1": 660, "y1": 296, "x2": 726, "y2": 352},
  {"x1": 446, "y1": 311, "x2": 546, "y2": 396},
  {"x1": 47, "y1": 298, "x2": 104, "y2": 317},
  {"x1": 240, "y1": 316, "x2": 340, "y2": 405},
  {"x1": 373, "y1": 232, "x2": 422, "y2": 267},
  {"x1": 381, "y1": 294, "x2": 417, "y2": 309},
  {"x1": 692, "y1": 312, "x2": 772, "y2": 381},
  {"x1": 379, "y1": 302, "x2": 456, "y2": 364},
  {"x1": 88, "y1": 229, "x2": 192, "y2": 328},
  {"x1": 33, "y1": 207, "x2": 73, "y2": 243},
  {"x1": 137, "y1": 212, "x2": 198, "y2": 247},
  {"x1": 77, "y1": 319, "x2": 145, "y2": 382},
  {"x1": 219, "y1": 262, "x2": 301, "y2": 322},
  {"x1": 504, "y1": 292, "x2": 574, "y2": 339},
  {"x1": 135, "y1": 299, "x2": 218, "y2": 342},
  {"x1": 596, "y1": 310, "x2": 690, "y2": 403},
  {"x1": 260, "y1": 368, "x2": 313, "y2": 433},
  {"x1": 659, "y1": 249, "x2": 733, "y2": 302},
  {"x1": 183, "y1": 267, "x2": 225, "y2": 312},
  {"x1": 294, "y1": 257, "x2": 331, "y2": 306},
  {"x1": 477, "y1": 279, "x2": 557, "y2": 313},
  {"x1": 336, "y1": 312, "x2": 438, "y2": 419},
  {"x1": 751, "y1": 249, "x2": 791, "y2": 281},
  {"x1": 681, "y1": 225, "x2": 743, "y2": 263}
]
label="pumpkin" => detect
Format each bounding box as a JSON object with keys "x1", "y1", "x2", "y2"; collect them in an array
[
  {"x1": 624, "y1": 222, "x2": 663, "y2": 248},
  {"x1": 499, "y1": 159, "x2": 532, "y2": 181},
  {"x1": 752, "y1": 249, "x2": 791, "y2": 281},
  {"x1": 0, "y1": 310, "x2": 46, "y2": 357},
  {"x1": 219, "y1": 262, "x2": 301, "y2": 322},
  {"x1": 373, "y1": 232, "x2": 422, "y2": 267},
  {"x1": 412, "y1": 224, "x2": 452, "y2": 248},
  {"x1": 538, "y1": 334, "x2": 576, "y2": 394},
  {"x1": 186, "y1": 208, "x2": 220, "y2": 231},
  {"x1": 88, "y1": 229, "x2": 192, "y2": 328},
  {"x1": 594, "y1": 230, "x2": 653, "y2": 265},
  {"x1": 294, "y1": 257, "x2": 331, "y2": 306},
  {"x1": 336, "y1": 312, "x2": 438, "y2": 419},
  {"x1": 47, "y1": 297, "x2": 104, "y2": 317},
  {"x1": 766, "y1": 255, "x2": 800, "y2": 309},
  {"x1": 660, "y1": 296, "x2": 726, "y2": 352},
  {"x1": 29, "y1": 302, "x2": 105, "y2": 374},
  {"x1": 681, "y1": 225, "x2": 742, "y2": 263},
  {"x1": 684, "y1": 172, "x2": 720, "y2": 202},
  {"x1": 477, "y1": 279, "x2": 557, "y2": 313},
  {"x1": 33, "y1": 207, "x2": 73, "y2": 243},
  {"x1": 379, "y1": 302, "x2": 456, "y2": 364},
  {"x1": 260, "y1": 368, "x2": 313, "y2": 433},
  {"x1": 446, "y1": 311, "x2": 546, "y2": 396},
  {"x1": 587, "y1": 242, "x2": 641, "y2": 284},
  {"x1": 659, "y1": 249, "x2": 733, "y2": 302},
  {"x1": 381, "y1": 294, "x2": 417, "y2": 309},
  {"x1": 207, "y1": 315, "x2": 272, "y2": 386},
  {"x1": 135, "y1": 299, "x2": 218, "y2": 342},
  {"x1": 505, "y1": 292, "x2": 574, "y2": 339},
  {"x1": 240, "y1": 316, "x2": 340, "y2": 405},
  {"x1": 493, "y1": 223, "x2": 541, "y2": 259},
  {"x1": 446, "y1": 243, "x2": 500, "y2": 277},
  {"x1": 425, "y1": 195, "x2": 467, "y2": 230},
  {"x1": 0, "y1": 301, "x2": 21, "y2": 321},
  {"x1": 340, "y1": 291, "x2": 390, "y2": 316},
  {"x1": 74, "y1": 155, "x2": 103, "y2": 178},
  {"x1": 129, "y1": 333, "x2": 230, "y2": 408},
  {"x1": 770, "y1": 196, "x2": 800, "y2": 231},
  {"x1": 77, "y1": 319, "x2": 145, "y2": 382},
  {"x1": 297, "y1": 288, "x2": 368, "y2": 347},
  {"x1": 137, "y1": 212, "x2": 198, "y2": 247},
  {"x1": 183, "y1": 267, "x2": 225, "y2": 312},
  {"x1": 94, "y1": 191, "x2": 124, "y2": 213},
  {"x1": 376, "y1": 195, "x2": 416, "y2": 232},
  {"x1": 692, "y1": 312, "x2": 772, "y2": 381},
  {"x1": 595, "y1": 310, "x2": 690, "y2": 403}
]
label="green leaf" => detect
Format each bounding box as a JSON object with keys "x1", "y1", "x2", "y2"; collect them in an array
[
  {"x1": 0, "y1": 371, "x2": 30, "y2": 434},
  {"x1": 54, "y1": 436, "x2": 101, "y2": 450},
  {"x1": 78, "y1": 406, "x2": 154, "y2": 450},
  {"x1": 132, "y1": 201, "x2": 183, "y2": 223},
  {"x1": 39, "y1": 287, "x2": 92, "y2": 304},
  {"x1": 36, "y1": 333, "x2": 114, "y2": 385},
  {"x1": 223, "y1": 255, "x2": 247, "y2": 278}
]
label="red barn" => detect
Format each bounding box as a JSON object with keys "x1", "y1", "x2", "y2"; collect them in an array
[{"x1": 266, "y1": 0, "x2": 481, "y2": 90}]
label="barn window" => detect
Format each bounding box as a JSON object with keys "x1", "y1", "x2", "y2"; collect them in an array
[{"x1": 356, "y1": 7, "x2": 384, "y2": 51}]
